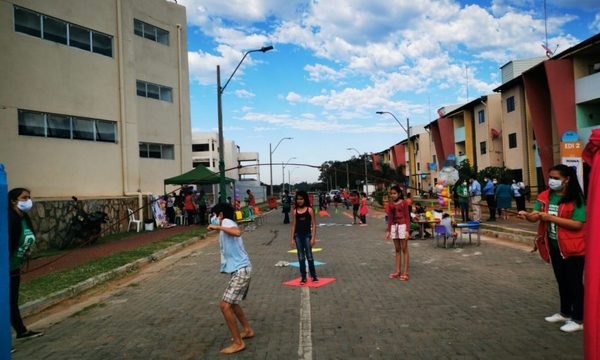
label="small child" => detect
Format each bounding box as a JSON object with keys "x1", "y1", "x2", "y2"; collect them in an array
[
  {"x1": 207, "y1": 203, "x2": 254, "y2": 354},
  {"x1": 384, "y1": 185, "x2": 411, "y2": 281}
]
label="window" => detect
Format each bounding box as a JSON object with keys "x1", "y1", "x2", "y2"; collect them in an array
[
  {"x1": 47, "y1": 114, "x2": 71, "y2": 139},
  {"x1": 146, "y1": 83, "x2": 160, "y2": 100},
  {"x1": 139, "y1": 143, "x2": 174, "y2": 159},
  {"x1": 192, "y1": 144, "x2": 210, "y2": 152},
  {"x1": 92, "y1": 32, "x2": 112, "y2": 57},
  {"x1": 17, "y1": 109, "x2": 117, "y2": 143},
  {"x1": 72, "y1": 117, "x2": 95, "y2": 140},
  {"x1": 432, "y1": 155, "x2": 436, "y2": 164},
  {"x1": 69, "y1": 24, "x2": 91, "y2": 51},
  {"x1": 194, "y1": 161, "x2": 211, "y2": 168},
  {"x1": 478, "y1": 110, "x2": 485, "y2": 124},
  {"x1": 507, "y1": 96, "x2": 515, "y2": 113},
  {"x1": 95, "y1": 120, "x2": 117, "y2": 143},
  {"x1": 14, "y1": 6, "x2": 40, "y2": 37},
  {"x1": 13, "y1": 6, "x2": 112, "y2": 57},
  {"x1": 480, "y1": 141, "x2": 487, "y2": 155},
  {"x1": 509, "y1": 133, "x2": 517, "y2": 149},
  {"x1": 133, "y1": 19, "x2": 169, "y2": 45},
  {"x1": 18, "y1": 110, "x2": 45, "y2": 137},
  {"x1": 417, "y1": 163, "x2": 421, "y2": 171},
  {"x1": 136, "y1": 80, "x2": 173, "y2": 102},
  {"x1": 43, "y1": 16, "x2": 67, "y2": 44}
]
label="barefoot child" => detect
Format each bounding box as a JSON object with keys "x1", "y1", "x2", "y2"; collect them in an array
[
  {"x1": 290, "y1": 190, "x2": 318, "y2": 284},
  {"x1": 207, "y1": 203, "x2": 254, "y2": 354},
  {"x1": 384, "y1": 185, "x2": 411, "y2": 281}
]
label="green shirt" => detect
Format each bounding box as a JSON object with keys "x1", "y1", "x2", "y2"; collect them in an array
[
  {"x1": 10, "y1": 218, "x2": 36, "y2": 271},
  {"x1": 456, "y1": 184, "x2": 469, "y2": 204},
  {"x1": 534, "y1": 192, "x2": 586, "y2": 248}
]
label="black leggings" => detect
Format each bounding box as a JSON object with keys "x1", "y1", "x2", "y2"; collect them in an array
[
  {"x1": 10, "y1": 271, "x2": 27, "y2": 335},
  {"x1": 549, "y1": 245, "x2": 584, "y2": 322}
]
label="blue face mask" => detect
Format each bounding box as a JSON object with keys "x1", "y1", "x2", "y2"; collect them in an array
[{"x1": 210, "y1": 215, "x2": 219, "y2": 225}]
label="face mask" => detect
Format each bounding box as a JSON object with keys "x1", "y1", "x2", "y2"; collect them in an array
[
  {"x1": 210, "y1": 215, "x2": 219, "y2": 226},
  {"x1": 462, "y1": 182, "x2": 467, "y2": 186},
  {"x1": 17, "y1": 199, "x2": 33, "y2": 213},
  {"x1": 548, "y1": 178, "x2": 564, "y2": 191}
]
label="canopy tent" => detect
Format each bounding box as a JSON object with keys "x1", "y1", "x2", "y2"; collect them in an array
[{"x1": 164, "y1": 165, "x2": 235, "y2": 186}]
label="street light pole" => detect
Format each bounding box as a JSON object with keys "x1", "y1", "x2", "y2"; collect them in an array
[
  {"x1": 269, "y1": 137, "x2": 293, "y2": 196},
  {"x1": 347, "y1": 148, "x2": 368, "y2": 193},
  {"x1": 282, "y1": 157, "x2": 297, "y2": 193},
  {"x1": 376, "y1": 111, "x2": 412, "y2": 191},
  {"x1": 217, "y1": 46, "x2": 273, "y2": 203}
]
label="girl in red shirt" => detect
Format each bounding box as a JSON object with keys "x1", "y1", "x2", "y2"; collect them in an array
[{"x1": 385, "y1": 185, "x2": 411, "y2": 281}]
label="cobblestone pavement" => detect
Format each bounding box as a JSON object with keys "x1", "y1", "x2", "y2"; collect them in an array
[{"x1": 14, "y1": 208, "x2": 582, "y2": 359}]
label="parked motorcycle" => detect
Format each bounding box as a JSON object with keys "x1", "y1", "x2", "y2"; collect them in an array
[{"x1": 55, "y1": 196, "x2": 109, "y2": 250}]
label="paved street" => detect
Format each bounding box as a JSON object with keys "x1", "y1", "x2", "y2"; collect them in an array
[{"x1": 14, "y1": 208, "x2": 582, "y2": 359}]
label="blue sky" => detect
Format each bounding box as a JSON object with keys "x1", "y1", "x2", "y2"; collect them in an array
[{"x1": 179, "y1": 0, "x2": 600, "y2": 184}]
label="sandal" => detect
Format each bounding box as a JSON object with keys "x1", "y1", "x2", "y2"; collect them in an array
[
  {"x1": 399, "y1": 273, "x2": 409, "y2": 281},
  {"x1": 388, "y1": 272, "x2": 400, "y2": 279}
]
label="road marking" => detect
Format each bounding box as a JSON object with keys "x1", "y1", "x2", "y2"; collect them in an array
[{"x1": 298, "y1": 287, "x2": 313, "y2": 360}]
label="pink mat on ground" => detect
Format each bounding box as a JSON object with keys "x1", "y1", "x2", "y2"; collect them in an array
[
  {"x1": 283, "y1": 277, "x2": 336, "y2": 288},
  {"x1": 319, "y1": 210, "x2": 331, "y2": 217}
]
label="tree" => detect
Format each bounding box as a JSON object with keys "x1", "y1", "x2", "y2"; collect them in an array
[{"x1": 455, "y1": 159, "x2": 477, "y2": 183}]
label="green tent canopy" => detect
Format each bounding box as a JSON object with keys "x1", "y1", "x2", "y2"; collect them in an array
[{"x1": 164, "y1": 165, "x2": 235, "y2": 185}]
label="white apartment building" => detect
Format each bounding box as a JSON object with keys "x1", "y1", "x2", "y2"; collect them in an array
[
  {"x1": 191, "y1": 131, "x2": 261, "y2": 181},
  {"x1": 0, "y1": 0, "x2": 192, "y2": 198}
]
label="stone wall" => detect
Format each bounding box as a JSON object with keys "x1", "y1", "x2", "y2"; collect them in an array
[{"x1": 29, "y1": 197, "x2": 140, "y2": 250}]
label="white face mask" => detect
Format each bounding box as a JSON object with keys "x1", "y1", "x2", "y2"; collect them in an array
[
  {"x1": 548, "y1": 178, "x2": 564, "y2": 191},
  {"x1": 17, "y1": 199, "x2": 33, "y2": 213}
]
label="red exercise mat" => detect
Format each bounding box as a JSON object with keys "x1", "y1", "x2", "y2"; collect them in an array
[{"x1": 282, "y1": 277, "x2": 336, "y2": 288}]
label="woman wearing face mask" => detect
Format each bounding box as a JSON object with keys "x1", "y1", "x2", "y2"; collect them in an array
[
  {"x1": 8, "y1": 188, "x2": 43, "y2": 341},
  {"x1": 519, "y1": 164, "x2": 586, "y2": 333}
]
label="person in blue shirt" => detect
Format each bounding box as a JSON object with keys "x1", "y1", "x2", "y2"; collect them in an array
[
  {"x1": 482, "y1": 176, "x2": 497, "y2": 221},
  {"x1": 207, "y1": 203, "x2": 254, "y2": 354},
  {"x1": 469, "y1": 177, "x2": 482, "y2": 221}
]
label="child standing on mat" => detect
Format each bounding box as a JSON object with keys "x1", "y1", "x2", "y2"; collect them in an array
[
  {"x1": 290, "y1": 190, "x2": 318, "y2": 284},
  {"x1": 384, "y1": 185, "x2": 411, "y2": 281},
  {"x1": 207, "y1": 203, "x2": 254, "y2": 354}
]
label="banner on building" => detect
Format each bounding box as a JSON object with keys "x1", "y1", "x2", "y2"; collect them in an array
[{"x1": 560, "y1": 131, "x2": 583, "y2": 190}]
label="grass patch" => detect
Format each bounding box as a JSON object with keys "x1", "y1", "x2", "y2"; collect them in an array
[
  {"x1": 31, "y1": 231, "x2": 141, "y2": 260},
  {"x1": 20, "y1": 228, "x2": 206, "y2": 305}
]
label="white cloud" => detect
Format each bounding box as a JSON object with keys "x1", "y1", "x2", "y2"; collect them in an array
[
  {"x1": 235, "y1": 89, "x2": 255, "y2": 98},
  {"x1": 591, "y1": 13, "x2": 600, "y2": 32},
  {"x1": 286, "y1": 92, "x2": 303, "y2": 102},
  {"x1": 304, "y1": 64, "x2": 346, "y2": 82}
]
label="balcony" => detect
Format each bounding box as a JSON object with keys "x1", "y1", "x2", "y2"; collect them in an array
[
  {"x1": 238, "y1": 152, "x2": 259, "y2": 162},
  {"x1": 576, "y1": 71, "x2": 600, "y2": 104},
  {"x1": 239, "y1": 165, "x2": 259, "y2": 175},
  {"x1": 454, "y1": 126, "x2": 465, "y2": 143}
]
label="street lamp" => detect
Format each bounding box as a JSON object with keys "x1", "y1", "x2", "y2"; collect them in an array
[
  {"x1": 376, "y1": 111, "x2": 411, "y2": 190},
  {"x1": 269, "y1": 137, "x2": 293, "y2": 196},
  {"x1": 217, "y1": 46, "x2": 274, "y2": 203},
  {"x1": 282, "y1": 157, "x2": 297, "y2": 193},
  {"x1": 347, "y1": 148, "x2": 368, "y2": 193}
]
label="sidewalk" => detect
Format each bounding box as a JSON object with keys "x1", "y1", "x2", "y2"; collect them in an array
[{"x1": 22, "y1": 225, "x2": 205, "y2": 282}]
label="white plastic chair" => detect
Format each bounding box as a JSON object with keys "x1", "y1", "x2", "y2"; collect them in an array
[{"x1": 127, "y1": 208, "x2": 142, "y2": 232}]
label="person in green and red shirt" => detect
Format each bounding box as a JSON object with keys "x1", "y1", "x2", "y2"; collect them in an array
[
  {"x1": 519, "y1": 164, "x2": 586, "y2": 333},
  {"x1": 8, "y1": 188, "x2": 43, "y2": 342}
]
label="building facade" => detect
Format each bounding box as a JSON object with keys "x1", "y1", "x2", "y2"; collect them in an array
[{"x1": 0, "y1": 0, "x2": 192, "y2": 198}]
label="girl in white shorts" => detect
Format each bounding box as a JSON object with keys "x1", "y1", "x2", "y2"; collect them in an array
[{"x1": 384, "y1": 185, "x2": 411, "y2": 281}]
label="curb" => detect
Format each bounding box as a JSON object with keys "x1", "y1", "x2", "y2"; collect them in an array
[
  {"x1": 21, "y1": 234, "x2": 207, "y2": 318},
  {"x1": 480, "y1": 225, "x2": 536, "y2": 245}
]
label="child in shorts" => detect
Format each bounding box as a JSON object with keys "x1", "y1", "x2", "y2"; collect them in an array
[
  {"x1": 208, "y1": 203, "x2": 254, "y2": 354},
  {"x1": 384, "y1": 185, "x2": 411, "y2": 281}
]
